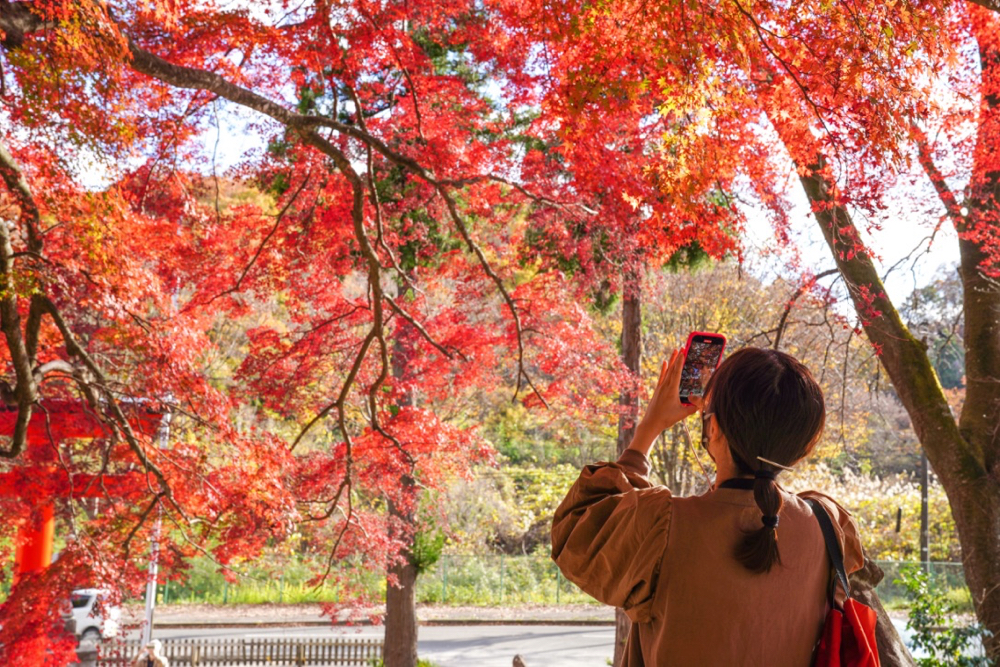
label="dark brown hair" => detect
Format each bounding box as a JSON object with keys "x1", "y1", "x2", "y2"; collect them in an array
[{"x1": 704, "y1": 347, "x2": 826, "y2": 574}]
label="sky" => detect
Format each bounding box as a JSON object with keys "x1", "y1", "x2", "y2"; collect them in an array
[
  {"x1": 198, "y1": 97, "x2": 960, "y2": 315},
  {"x1": 740, "y1": 176, "x2": 960, "y2": 310},
  {"x1": 58, "y1": 54, "x2": 959, "y2": 319}
]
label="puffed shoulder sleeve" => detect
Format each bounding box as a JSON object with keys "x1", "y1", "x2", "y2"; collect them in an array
[
  {"x1": 551, "y1": 449, "x2": 672, "y2": 623},
  {"x1": 799, "y1": 489, "x2": 865, "y2": 603}
]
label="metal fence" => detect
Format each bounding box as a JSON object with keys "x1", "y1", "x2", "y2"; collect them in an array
[
  {"x1": 414, "y1": 554, "x2": 593, "y2": 605},
  {"x1": 872, "y1": 560, "x2": 969, "y2": 609},
  {"x1": 152, "y1": 555, "x2": 969, "y2": 609},
  {"x1": 414, "y1": 556, "x2": 969, "y2": 608}
]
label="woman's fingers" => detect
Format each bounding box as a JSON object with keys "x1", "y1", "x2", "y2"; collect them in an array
[
  {"x1": 656, "y1": 349, "x2": 677, "y2": 389},
  {"x1": 667, "y1": 348, "x2": 685, "y2": 389}
]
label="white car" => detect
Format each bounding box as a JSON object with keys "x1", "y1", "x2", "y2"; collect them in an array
[{"x1": 67, "y1": 589, "x2": 121, "y2": 642}]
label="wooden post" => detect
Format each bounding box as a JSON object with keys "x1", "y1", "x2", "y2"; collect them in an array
[
  {"x1": 12, "y1": 502, "x2": 54, "y2": 584},
  {"x1": 441, "y1": 554, "x2": 448, "y2": 603},
  {"x1": 920, "y1": 451, "x2": 930, "y2": 571}
]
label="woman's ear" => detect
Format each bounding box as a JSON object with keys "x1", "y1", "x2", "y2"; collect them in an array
[{"x1": 705, "y1": 417, "x2": 731, "y2": 465}]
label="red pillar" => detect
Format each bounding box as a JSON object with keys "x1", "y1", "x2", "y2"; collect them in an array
[{"x1": 13, "y1": 503, "x2": 55, "y2": 585}]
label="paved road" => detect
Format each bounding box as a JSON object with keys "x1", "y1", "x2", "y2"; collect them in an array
[
  {"x1": 99, "y1": 619, "x2": 984, "y2": 665},
  {"x1": 123, "y1": 625, "x2": 615, "y2": 667}
]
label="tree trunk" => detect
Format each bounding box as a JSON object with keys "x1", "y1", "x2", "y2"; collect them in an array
[
  {"x1": 385, "y1": 492, "x2": 419, "y2": 667},
  {"x1": 385, "y1": 309, "x2": 419, "y2": 667},
  {"x1": 851, "y1": 559, "x2": 917, "y2": 667},
  {"x1": 761, "y1": 54, "x2": 1000, "y2": 653},
  {"x1": 614, "y1": 266, "x2": 642, "y2": 667},
  {"x1": 955, "y1": 14, "x2": 1000, "y2": 658}
]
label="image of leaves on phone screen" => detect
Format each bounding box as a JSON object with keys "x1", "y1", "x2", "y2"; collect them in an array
[{"x1": 681, "y1": 340, "x2": 723, "y2": 398}]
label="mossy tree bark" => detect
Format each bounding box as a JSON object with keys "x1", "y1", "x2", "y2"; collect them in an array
[{"x1": 763, "y1": 23, "x2": 1000, "y2": 650}]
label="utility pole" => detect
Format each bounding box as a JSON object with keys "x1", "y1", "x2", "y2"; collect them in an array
[
  {"x1": 141, "y1": 406, "x2": 173, "y2": 647},
  {"x1": 920, "y1": 451, "x2": 929, "y2": 571}
]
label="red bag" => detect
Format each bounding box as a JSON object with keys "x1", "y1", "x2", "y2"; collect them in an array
[
  {"x1": 807, "y1": 499, "x2": 880, "y2": 667},
  {"x1": 814, "y1": 598, "x2": 880, "y2": 667}
]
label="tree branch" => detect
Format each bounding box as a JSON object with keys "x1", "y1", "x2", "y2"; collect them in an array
[
  {"x1": 967, "y1": 0, "x2": 1000, "y2": 14},
  {"x1": 0, "y1": 141, "x2": 40, "y2": 458},
  {"x1": 912, "y1": 124, "x2": 967, "y2": 231},
  {"x1": 386, "y1": 296, "x2": 467, "y2": 362},
  {"x1": 0, "y1": 139, "x2": 43, "y2": 253},
  {"x1": 773, "y1": 269, "x2": 838, "y2": 350},
  {"x1": 36, "y1": 296, "x2": 177, "y2": 508},
  {"x1": 211, "y1": 170, "x2": 313, "y2": 302}
]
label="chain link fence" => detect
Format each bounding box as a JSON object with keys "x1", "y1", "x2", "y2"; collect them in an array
[
  {"x1": 0, "y1": 552, "x2": 971, "y2": 609},
  {"x1": 872, "y1": 560, "x2": 970, "y2": 610},
  {"x1": 415, "y1": 554, "x2": 594, "y2": 605},
  {"x1": 414, "y1": 556, "x2": 969, "y2": 609},
  {"x1": 51, "y1": 555, "x2": 962, "y2": 609}
]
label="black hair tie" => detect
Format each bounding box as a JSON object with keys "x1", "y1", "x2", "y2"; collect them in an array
[
  {"x1": 761, "y1": 514, "x2": 779, "y2": 529},
  {"x1": 754, "y1": 469, "x2": 776, "y2": 481}
]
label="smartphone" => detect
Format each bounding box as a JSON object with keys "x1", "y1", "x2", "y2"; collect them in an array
[{"x1": 679, "y1": 331, "x2": 727, "y2": 405}]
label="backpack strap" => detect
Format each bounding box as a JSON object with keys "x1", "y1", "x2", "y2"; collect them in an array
[{"x1": 805, "y1": 498, "x2": 851, "y2": 599}]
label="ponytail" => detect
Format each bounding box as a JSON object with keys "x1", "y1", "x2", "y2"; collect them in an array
[{"x1": 734, "y1": 470, "x2": 783, "y2": 573}]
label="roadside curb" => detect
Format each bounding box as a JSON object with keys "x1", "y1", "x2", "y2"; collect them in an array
[{"x1": 152, "y1": 619, "x2": 615, "y2": 629}]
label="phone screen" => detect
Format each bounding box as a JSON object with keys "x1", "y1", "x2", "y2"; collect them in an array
[{"x1": 680, "y1": 336, "x2": 725, "y2": 401}]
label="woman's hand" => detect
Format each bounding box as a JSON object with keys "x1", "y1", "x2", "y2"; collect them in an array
[{"x1": 627, "y1": 348, "x2": 700, "y2": 456}]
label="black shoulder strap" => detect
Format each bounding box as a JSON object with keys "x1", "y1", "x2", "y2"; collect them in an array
[{"x1": 805, "y1": 498, "x2": 851, "y2": 598}]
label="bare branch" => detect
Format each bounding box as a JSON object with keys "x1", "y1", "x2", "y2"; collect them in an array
[
  {"x1": 437, "y1": 186, "x2": 549, "y2": 406},
  {"x1": 290, "y1": 327, "x2": 378, "y2": 452},
  {"x1": 912, "y1": 124, "x2": 967, "y2": 231},
  {"x1": 773, "y1": 269, "x2": 838, "y2": 350},
  {"x1": 211, "y1": 171, "x2": 313, "y2": 302},
  {"x1": 386, "y1": 296, "x2": 467, "y2": 362},
  {"x1": 121, "y1": 492, "x2": 166, "y2": 559}
]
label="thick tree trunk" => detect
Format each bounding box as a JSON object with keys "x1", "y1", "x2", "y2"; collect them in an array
[
  {"x1": 614, "y1": 266, "x2": 642, "y2": 667},
  {"x1": 385, "y1": 311, "x2": 419, "y2": 667},
  {"x1": 762, "y1": 63, "x2": 1000, "y2": 653},
  {"x1": 385, "y1": 492, "x2": 419, "y2": 667},
  {"x1": 851, "y1": 560, "x2": 917, "y2": 667},
  {"x1": 956, "y1": 15, "x2": 1000, "y2": 658}
]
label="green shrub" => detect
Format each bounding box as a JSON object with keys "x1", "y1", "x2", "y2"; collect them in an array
[{"x1": 896, "y1": 564, "x2": 991, "y2": 666}]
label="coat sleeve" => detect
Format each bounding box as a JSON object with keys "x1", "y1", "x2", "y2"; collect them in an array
[
  {"x1": 798, "y1": 489, "x2": 865, "y2": 604},
  {"x1": 551, "y1": 449, "x2": 673, "y2": 623}
]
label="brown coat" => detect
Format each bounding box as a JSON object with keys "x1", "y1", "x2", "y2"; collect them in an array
[{"x1": 551, "y1": 450, "x2": 864, "y2": 666}]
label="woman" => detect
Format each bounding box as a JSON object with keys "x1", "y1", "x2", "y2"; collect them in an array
[
  {"x1": 552, "y1": 346, "x2": 864, "y2": 665},
  {"x1": 131, "y1": 639, "x2": 169, "y2": 667}
]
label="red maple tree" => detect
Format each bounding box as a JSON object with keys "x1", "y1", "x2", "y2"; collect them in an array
[
  {"x1": 499, "y1": 0, "x2": 1000, "y2": 660},
  {"x1": 0, "y1": 2, "x2": 731, "y2": 666}
]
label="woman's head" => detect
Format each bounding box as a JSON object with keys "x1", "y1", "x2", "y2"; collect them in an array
[
  {"x1": 703, "y1": 347, "x2": 826, "y2": 573},
  {"x1": 705, "y1": 347, "x2": 826, "y2": 471}
]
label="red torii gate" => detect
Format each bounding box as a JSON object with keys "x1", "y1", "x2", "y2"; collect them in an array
[{"x1": 0, "y1": 400, "x2": 164, "y2": 584}]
